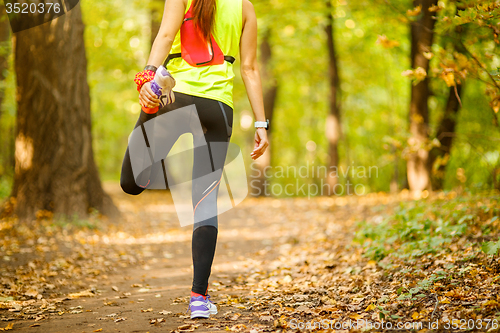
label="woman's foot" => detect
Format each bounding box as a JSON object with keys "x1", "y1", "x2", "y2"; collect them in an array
[{"x1": 189, "y1": 294, "x2": 217, "y2": 319}]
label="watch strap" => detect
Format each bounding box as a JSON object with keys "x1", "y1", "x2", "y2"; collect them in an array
[
  {"x1": 254, "y1": 121, "x2": 268, "y2": 129},
  {"x1": 144, "y1": 65, "x2": 158, "y2": 72}
]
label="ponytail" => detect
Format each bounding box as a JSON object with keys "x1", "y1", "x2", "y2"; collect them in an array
[{"x1": 192, "y1": 0, "x2": 216, "y2": 43}]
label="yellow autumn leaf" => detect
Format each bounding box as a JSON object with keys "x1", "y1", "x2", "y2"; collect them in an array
[
  {"x1": 376, "y1": 35, "x2": 400, "y2": 49},
  {"x1": 93, "y1": 329, "x2": 103, "y2": 333},
  {"x1": 414, "y1": 67, "x2": 427, "y2": 82},
  {"x1": 445, "y1": 290, "x2": 456, "y2": 297},
  {"x1": 0, "y1": 323, "x2": 14, "y2": 331},
  {"x1": 483, "y1": 300, "x2": 499, "y2": 307},
  {"x1": 423, "y1": 52, "x2": 433, "y2": 60},
  {"x1": 349, "y1": 313, "x2": 363, "y2": 320},
  {"x1": 68, "y1": 289, "x2": 95, "y2": 299},
  {"x1": 493, "y1": 102, "x2": 499, "y2": 114},
  {"x1": 365, "y1": 304, "x2": 376, "y2": 312},
  {"x1": 429, "y1": 4, "x2": 443, "y2": 12},
  {"x1": 407, "y1": 5, "x2": 421, "y2": 16},
  {"x1": 412, "y1": 311, "x2": 419, "y2": 320},
  {"x1": 402, "y1": 69, "x2": 414, "y2": 77},
  {"x1": 440, "y1": 298, "x2": 451, "y2": 304}
]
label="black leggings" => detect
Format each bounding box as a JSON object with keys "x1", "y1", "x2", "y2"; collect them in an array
[{"x1": 120, "y1": 92, "x2": 233, "y2": 295}]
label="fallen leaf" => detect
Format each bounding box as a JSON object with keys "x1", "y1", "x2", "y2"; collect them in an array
[
  {"x1": 365, "y1": 304, "x2": 376, "y2": 312},
  {"x1": 178, "y1": 324, "x2": 198, "y2": 331},
  {"x1": 229, "y1": 313, "x2": 241, "y2": 320},
  {"x1": 229, "y1": 324, "x2": 247, "y2": 331},
  {"x1": 349, "y1": 313, "x2": 363, "y2": 320},
  {"x1": 68, "y1": 289, "x2": 95, "y2": 299},
  {"x1": 159, "y1": 310, "x2": 172, "y2": 315},
  {"x1": 0, "y1": 323, "x2": 14, "y2": 330}
]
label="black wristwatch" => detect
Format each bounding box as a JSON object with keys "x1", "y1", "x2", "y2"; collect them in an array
[{"x1": 144, "y1": 65, "x2": 158, "y2": 72}]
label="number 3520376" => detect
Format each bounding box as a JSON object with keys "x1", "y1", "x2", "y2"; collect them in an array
[{"x1": 6, "y1": 2, "x2": 61, "y2": 14}]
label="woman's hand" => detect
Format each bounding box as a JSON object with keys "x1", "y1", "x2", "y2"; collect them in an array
[
  {"x1": 139, "y1": 81, "x2": 160, "y2": 109},
  {"x1": 251, "y1": 128, "x2": 269, "y2": 160}
]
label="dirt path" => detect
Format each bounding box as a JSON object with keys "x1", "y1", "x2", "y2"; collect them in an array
[
  {"x1": 2, "y1": 183, "x2": 365, "y2": 333},
  {"x1": 4, "y1": 184, "x2": 500, "y2": 333}
]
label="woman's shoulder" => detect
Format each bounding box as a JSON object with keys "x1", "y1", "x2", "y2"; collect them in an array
[
  {"x1": 242, "y1": 0, "x2": 253, "y2": 10},
  {"x1": 241, "y1": 0, "x2": 255, "y2": 22}
]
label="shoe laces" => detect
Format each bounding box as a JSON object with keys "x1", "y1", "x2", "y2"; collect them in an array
[{"x1": 187, "y1": 295, "x2": 211, "y2": 313}]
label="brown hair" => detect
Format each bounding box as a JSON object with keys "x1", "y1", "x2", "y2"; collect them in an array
[{"x1": 192, "y1": 0, "x2": 216, "y2": 43}]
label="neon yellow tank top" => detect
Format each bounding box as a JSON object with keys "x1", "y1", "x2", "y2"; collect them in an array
[{"x1": 167, "y1": 0, "x2": 243, "y2": 109}]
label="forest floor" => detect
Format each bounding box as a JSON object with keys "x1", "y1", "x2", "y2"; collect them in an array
[{"x1": 0, "y1": 184, "x2": 500, "y2": 332}]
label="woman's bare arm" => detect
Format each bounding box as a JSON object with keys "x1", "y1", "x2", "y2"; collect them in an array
[
  {"x1": 240, "y1": 0, "x2": 269, "y2": 160},
  {"x1": 139, "y1": 0, "x2": 186, "y2": 108},
  {"x1": 147, "y1": 0, "x2": 186, "y2": 67}
]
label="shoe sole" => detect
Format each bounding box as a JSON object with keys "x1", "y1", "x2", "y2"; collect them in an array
[{"x1": 190, "y1": 310, "x2": 210, "y2": 319}]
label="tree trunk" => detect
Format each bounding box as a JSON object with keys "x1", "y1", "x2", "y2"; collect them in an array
[
  {"x1": 251, "y1": 30, "x2": 277, "y2": 197},
  {"x1": 430, "y1": 84, "x2": 463, "y2": 190},
  {"x1": 325, "y1": 0, "x2": 341, "y2": 195},
  {"x1": 0, "y1": 5, "x2": 12, "y2": 177},
  {"x1": 407, "y1": 0, "x2": 438, "y2": 196},
  {"x1": 10, "y1": 4, "x2": 119, "y2": 220},
  {"x1": 150, "y1": 0, "x2": 163, "y2": 47},
  {"x1": 429, "y1": 19, "x2": 465, "y2": 191},
  {"x1": 0, "y1": 6, "x2": 9, "y2": 114}
]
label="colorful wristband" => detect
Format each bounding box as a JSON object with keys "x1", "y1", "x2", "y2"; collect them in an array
[{"x1": 134, "y1": 70, "x2": 155, "y2": 92}]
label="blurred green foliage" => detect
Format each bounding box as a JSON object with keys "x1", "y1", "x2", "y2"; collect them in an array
[
  {"x1": 0, "y1": 12, "x2": 14, "y2": 198},
  {"x1": 82, "y1": 0, "x2": 151, "y2": 181}
]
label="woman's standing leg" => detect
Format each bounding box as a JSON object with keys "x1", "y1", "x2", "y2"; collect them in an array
[{"x1": 190, "y1": 97, "x2": 233, "y2": 300}]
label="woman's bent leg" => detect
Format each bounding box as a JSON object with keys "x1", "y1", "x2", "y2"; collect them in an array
[
  {"x1": 120, "y1": 111, "x2": 158, "y2": 195},
  {"x1": 120, "y1": 93, "x2": 195, "y2": 195}
]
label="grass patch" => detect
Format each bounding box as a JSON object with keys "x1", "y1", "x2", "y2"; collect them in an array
[
  {"x1": 0, "y1": 175, "x2": 12, "y2": 200},
  {"x1": 50, "y1": 209, "x2": 101, "y2": 230},
  {"x1": 355, "y1": 192, "x2": 500, "y2": 261}
]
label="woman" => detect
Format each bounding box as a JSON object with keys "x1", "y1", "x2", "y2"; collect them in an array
[{"x1": 120, "y1": 0, "x2": 269, "y2": 319}]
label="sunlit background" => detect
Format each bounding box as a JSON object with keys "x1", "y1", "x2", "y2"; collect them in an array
[{"x1": 0, "y1": 0, "x2": 499, "y2": 199}]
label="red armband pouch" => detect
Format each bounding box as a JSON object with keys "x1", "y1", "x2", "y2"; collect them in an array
[{"x1": 180, "y1": 2, "x2": 224, "y2": 67}]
